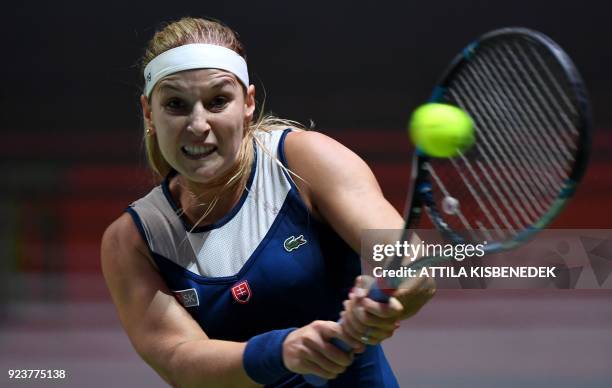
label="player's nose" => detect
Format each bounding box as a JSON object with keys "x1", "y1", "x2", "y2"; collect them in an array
[{"x1": 187, "y1": 102, "x2": 211, "y2": 135}]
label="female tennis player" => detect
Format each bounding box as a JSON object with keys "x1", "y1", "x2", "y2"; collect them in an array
[{"x1": 101, "y1": 17, "x2": 435, "y2": 387}]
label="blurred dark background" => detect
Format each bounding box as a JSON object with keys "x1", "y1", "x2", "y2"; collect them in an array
[
  {"x1": 1, "y1": 1, "x2": 611, "y2": 387},
  {"x1": 2, "y1": 0, "x2": 612, "y2": 131}
]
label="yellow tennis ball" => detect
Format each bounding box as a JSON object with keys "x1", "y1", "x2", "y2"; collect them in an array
[{"x1": 408, "y1": 103, "x2": 475, "y2": 158}]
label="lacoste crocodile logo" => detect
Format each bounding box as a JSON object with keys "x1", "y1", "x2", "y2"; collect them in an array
[{"x1": 284, "y1": 235, "x2": 307, "y2": 252}]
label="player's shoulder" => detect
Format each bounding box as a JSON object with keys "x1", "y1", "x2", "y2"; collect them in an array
[
  {"x1": 100, "y1": 212, "x2": 150, "y2": 274},
  {"x1": 285, "y1": 130, "x2": 356, "y2": 166},
  {"x1": 285, "y1": 129, "x2": 340, "y2": 152},
  {"x1": 284, "y1": 130, "x2": 371, "y2": 177}
]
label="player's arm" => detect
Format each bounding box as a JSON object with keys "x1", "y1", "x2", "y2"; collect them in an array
[
  {"x1": 101, "y1": 213, "x2": 361, "y2": 386},
  {"x1": 284, "y1": 130, "x2": 435, "y2": 342}
]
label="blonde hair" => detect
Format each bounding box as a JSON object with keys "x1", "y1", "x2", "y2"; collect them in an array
[{"x1": 140, "y1": 17, "x2": 307, "y2": 228}]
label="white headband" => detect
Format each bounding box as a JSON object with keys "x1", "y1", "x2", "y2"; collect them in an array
[{"x1": 143, "y1": 43, "x2": 249, "y2": 97}]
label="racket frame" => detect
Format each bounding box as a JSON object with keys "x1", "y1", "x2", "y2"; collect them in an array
[{"x1": 304, "y1": 27, "x2": 592, "y2": 386}]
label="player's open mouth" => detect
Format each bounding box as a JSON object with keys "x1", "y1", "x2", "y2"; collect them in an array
[{"x1": 181, "y1": 145, "x2": 217, "y2": 160}]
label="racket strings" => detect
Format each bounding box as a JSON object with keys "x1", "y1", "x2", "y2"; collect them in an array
[
  {"x1": 452, "y1": 76, "x2": 557, "y2": 217},
  {"x1": 483, "y1": 39, "x2": 579, "y2": 172},
  {"x1": 497, "y1": 44, "x2": 576, "y2": 160},
  {"x1": 526, "y1": 44, "x2": 579, "y2": 120},
  {"x1": 520, "y1": 44, "x2": 579, "y2": 138},
  {"x1": 471, "y1": 44, "x2": 571, "y2": 180},
  {"x1": 462, "y1": 59, "x2": 565, "y2": 194},
  {"x1": 428, "y1": 36, "x2": 581, "y2": 240},
  {"x1": 451, "y1": 153, "x2": 518, "y2": 234},
  {"x1": 450, "y1": 82, "x2": 551, "y2": 220},
  {"x1": 449, "y1": 83, "x2": 548, "y2": 226}
]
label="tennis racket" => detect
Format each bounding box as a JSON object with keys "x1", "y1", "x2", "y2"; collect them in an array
[{"x1": 304, "y1": 26, "x2": 591, "y2": 386}]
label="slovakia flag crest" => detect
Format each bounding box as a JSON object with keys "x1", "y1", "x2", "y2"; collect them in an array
[{"x1": 231, "y1": 280, "x2": 252, "y2": 304}]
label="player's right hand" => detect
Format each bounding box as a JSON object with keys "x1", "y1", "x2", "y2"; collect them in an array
[{"x1": 282, "y1": 320, "x2": 365, "y2": 380}]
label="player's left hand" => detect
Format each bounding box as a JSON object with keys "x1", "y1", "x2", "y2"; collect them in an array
[{"x1": 340, "y1": 275, "x2": 436, "y2": 346}]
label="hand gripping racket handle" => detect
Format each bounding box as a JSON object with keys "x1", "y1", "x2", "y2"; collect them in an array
[{"x1": 303, "y1": 281, "x2": 392, "y2": 386}]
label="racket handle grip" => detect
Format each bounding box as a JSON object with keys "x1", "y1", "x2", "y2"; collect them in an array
[
  {"x1": 303, "y1": 336, "x2": 353, "y2": 386},
  {"x1": 367, "y1": 281, "x2": 392, "y2": 303},
  {"x1": 302, "y1": 283, "x2": 392, "y2": 386}
]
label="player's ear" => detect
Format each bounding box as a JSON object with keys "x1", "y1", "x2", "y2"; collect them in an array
[
  {"x1": 244, "y1": 84, "x2": 256, "y2": 122},
  {"x1": 140, "y1": 94, "x2": 155, "y2": 134}
]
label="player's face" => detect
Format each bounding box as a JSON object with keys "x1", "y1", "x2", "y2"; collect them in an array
[{"x1": 144, "y1": 69, "x2": 255, "y2": 183}]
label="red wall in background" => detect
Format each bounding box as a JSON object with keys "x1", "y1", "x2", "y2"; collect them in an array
[{"x1": 4, "y1": 129, "x2": 611, "y2": 276}]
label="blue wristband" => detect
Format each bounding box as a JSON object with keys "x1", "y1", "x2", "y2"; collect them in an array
[{"x1": 243, "y1": 328, "x2": 296, "y2": 385}]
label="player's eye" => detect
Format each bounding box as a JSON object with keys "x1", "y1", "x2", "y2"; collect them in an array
[
  {"x1": 208, "y1": 96, "x2": 228, "y2": 111},
  {"x1": 164, "y1": 98, "x2": 188, "y2": 112}
]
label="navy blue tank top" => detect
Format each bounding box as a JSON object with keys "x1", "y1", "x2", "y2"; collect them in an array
[{"x1": 127, "y1": 129, "x2": 399, "y2": 387}]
